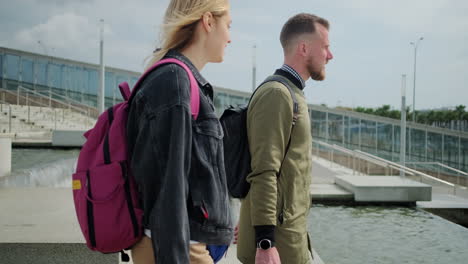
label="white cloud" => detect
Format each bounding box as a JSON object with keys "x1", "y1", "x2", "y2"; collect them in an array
[
  {"x1": 2, "y1": 0, "x2": 167, "y2": 71},
  {"x1": 12, "y1": 13, "x2": 106, "y2": 63}
]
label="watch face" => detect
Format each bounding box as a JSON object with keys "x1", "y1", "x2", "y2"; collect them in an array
[{"x1": 259, "y1": 239, "x2": 272, "y2": 250}]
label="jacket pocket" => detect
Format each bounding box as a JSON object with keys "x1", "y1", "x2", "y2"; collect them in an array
[
  {"x1": 193, "y1": 116, "x2": 224, "y2": 164},
  {"x1": 194, "y1": 116, "x2": 224, "y2": 138},
  {"x1": 190, "y1": 117, "x2": 230, "y2": 228}
]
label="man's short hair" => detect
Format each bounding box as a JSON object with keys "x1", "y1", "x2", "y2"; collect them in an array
[{"x1": 280, "y1": 13, "x2": 329, "y2": 50}]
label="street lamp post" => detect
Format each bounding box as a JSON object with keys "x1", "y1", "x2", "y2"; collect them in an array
[
  {"x1": 98, "y1": 19, "x2": 105, "y2": 114},
  {"x1": 37, "y1": 40, "x2": 56, "y2": 106},
  {"x1": 252, "y1": 44, "x2": 256, "y2": 92},
  {"x1": 410, "y1": 37, "x2": 423, "y2": 122},
  {"x1": 400, "y1": 74, "x2": 407, "y2": 176}
]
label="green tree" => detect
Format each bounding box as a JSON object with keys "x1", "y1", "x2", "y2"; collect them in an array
[
  {"x1": 389, "y1": 110, "x2": 400, "y2": 119},
  {"x1": 375, "y1": 105, "x2": 391, "y2": 117},
  {"x1": 417, "y1": 110, "x2": 428, "y2": 124},
  {"x1": 454, "y1": 105, "x2": 465, "y2": 120},
  {"x1": 427, "y1": 110, "x2": 436, "y2": 125},
  {"x1": 355, "y1": 107, "x2": 366, "y2": 113},
  {"x1": 352, "y1": 104, "x2": 466, "y2": 130}
]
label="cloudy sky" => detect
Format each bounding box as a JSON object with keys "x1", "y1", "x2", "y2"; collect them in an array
[{"x1": 1, "y1": 0, "x2": 467, "y2": 110}]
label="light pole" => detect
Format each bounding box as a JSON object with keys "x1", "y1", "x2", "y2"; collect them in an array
[
  {"x1": 252, "y1": 44, "x2": 256, "y2": 92},
  {"x1": 98, "y1": 19, "x2": 105, "y2": 114},
  {"x1": 400, "y1": 74, "x2": 407, "y2": 176},
  {"x1": 410, "y1": 37, "x2": 423, "y2": 122}
]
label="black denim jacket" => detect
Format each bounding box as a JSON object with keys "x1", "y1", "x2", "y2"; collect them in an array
[{"x1": 127, "y1": 50, "x2": 233, "y2": 263}]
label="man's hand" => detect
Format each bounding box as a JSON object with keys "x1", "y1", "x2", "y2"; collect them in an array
[{"x1": 255, "y1": 247, "x2": 281, "y2": 264}]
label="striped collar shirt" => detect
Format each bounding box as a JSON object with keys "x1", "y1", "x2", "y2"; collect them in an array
[{"x1": 280, "y1": 64, "x2": 305, "y2": 89}]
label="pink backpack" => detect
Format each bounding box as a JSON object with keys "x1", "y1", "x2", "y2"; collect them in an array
[{"x1": 72, "y1": 58, "x2": 200, "y2": 260}]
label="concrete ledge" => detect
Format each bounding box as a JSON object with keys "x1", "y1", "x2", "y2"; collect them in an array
[
  {"x1": 12, "y1": 140, "x2": 53, "y2": 148},
  {"x1": 310, "y1": 184, "x2": 354, "y2": 201},
  {"x1": 0, "y1": 188, "x2": 120, "y2": 263},
  {"x1": 0, "y1": 133, "x2": 14, "y2": 177},
  {"x1": 417, "y1": 194, "x2": 468, "y2": 227},
  {"x1": 52, "y1": 130, "x2": 86, "y2": 147},
  {"x1": 335, "y1": 175, "x2": 432, "y2": 202},
  {"x1": 0, "y1": 244, "x2": 117, "y2": 264},
  {"x1": 422, "y1": 208, "x2": 468, "y2": 227}
]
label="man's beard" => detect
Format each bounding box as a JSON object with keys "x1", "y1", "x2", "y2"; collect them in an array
[
  {"x1": 307, "y1": 57, "x2": 326, "y2": 81},
  {"x1": 310, "y1": 68, "x2": 325, "y2": 81}
]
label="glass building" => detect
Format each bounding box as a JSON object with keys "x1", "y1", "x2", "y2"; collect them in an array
[
  {"x1": 213, "y1": 87, "x2": 250, "y2": 115},
  {"x1": 1, "y1": 47, "x2": 139, "y2": 109},
  {"x1": 1, "y1": 46, "x2": 467, "y2": 173},
  {"x1": 0, "y1": 47, "x2": 250, "y2": 112},
  {"x1": 310, "y1": 105, "x2": 468, "y2": 173}
]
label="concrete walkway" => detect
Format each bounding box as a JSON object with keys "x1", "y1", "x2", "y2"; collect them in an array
[
  {"x1": 0, "y1": 188, "x2": 324, "y2": 264},
  {"x1": 310, "y1": 157, "x2": 355, "y2": 201},
  {"x1": 1, "y1": 156, "x2": 465, "y2": 262}
]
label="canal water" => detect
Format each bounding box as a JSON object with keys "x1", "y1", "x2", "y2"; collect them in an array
[
  {"x1": 308, "y1": 205, "x2": 468, "y2": 264},
  {"x1": 2, "y1": 148, "x2": 468, "y2": 263},
  {"x1": 1, "y1": 148, "x2": 79, "y2": 187}
]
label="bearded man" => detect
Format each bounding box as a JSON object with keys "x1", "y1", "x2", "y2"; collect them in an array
[{"x1": 237, "y1": 13, "x2": 333, "y2": 264}]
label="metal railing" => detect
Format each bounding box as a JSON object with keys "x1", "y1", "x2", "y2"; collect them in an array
[
  {"x1": 17, "y1": 86, "x2": 92, "y2": 116},
  {"x1": 405, "y1": 161, "x2": 467, "y2": 187},
  {"x1": 312, "y1": 139, "x2": 462, "y2": 195},
  {"x1": 37, "y1": 87, "x2": 97, "y2": 114},
  {"x1": 355, "y1": 150, "x2": 461, "y2": 195},
  {"x1": 0, "y1": 87, "x2": 95, "y2": 132},
  {"x1": 313, "y1": 140, "x2": 414, "y2": 176}
]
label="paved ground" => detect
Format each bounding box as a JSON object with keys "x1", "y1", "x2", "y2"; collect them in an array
[
  {"x1": 2, "y1": 156, "x2": 464, "y2": 263},
  {"x1": 0, "y1": 157, "x2": 342, "y2": 263},
  {"x1": 0, "y1": 187, "x2": 325, "y2": 264}
]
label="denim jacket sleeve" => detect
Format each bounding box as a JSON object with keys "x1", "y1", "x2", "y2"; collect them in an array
[{"x1": 127, "y1": 64, "x2": 193, "y2": 263}]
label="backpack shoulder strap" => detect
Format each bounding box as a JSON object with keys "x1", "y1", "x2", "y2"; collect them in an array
[
  {"x1": 253, "y1": 75, "x2": 299, "y2": 124},
  {"x1": 253, "y1": 75, "x2": 300, "y2": 180},
  {"x1": 121, "y1": 58, "x2": 200, "y2": 120}
]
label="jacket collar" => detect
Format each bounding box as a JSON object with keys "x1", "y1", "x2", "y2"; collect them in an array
[
  {"x1": 273, "y1": 68, "x2": 305, "y2": 90},
  {"x1": 164, "y1": 50, "x2": 214, "y2": 99}
]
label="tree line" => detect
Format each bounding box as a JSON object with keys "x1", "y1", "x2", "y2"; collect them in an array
[{"x1": 352, "y1": 105, "x2": 468, "y2": 131}]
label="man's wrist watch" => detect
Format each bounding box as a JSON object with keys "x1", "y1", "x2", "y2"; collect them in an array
[{"x1": 257, "y1": 239, "x2": 274, "y2": 250}]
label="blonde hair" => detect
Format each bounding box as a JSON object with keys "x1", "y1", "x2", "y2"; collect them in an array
[{"x1": 147, "y1": 0, "x2": 229, "y2": 69}]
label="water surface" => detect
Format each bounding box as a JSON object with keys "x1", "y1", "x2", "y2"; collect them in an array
[
  {"x1": 1, "y1": 148, "x2": 79, "y2": 187},
  {"x1": 309, "y1": 205, "x2": 468, "y2": 264}
]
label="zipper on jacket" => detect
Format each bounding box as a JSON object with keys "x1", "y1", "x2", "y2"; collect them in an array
[{"x1": 200, "y1": 201, "x2": 209, "y2": 219}]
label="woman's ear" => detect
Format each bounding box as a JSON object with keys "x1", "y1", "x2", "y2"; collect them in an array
[{"x1": 201, "y1": 11, "x2": 214, "y2": 33}]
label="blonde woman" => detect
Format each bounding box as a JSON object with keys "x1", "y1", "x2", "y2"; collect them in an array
[{"x1": 126, "y1": 0, "x2": 233, "y2": 263}]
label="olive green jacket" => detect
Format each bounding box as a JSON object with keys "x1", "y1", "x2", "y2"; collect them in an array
[{"x1": 237, "y1": 77, "x2": 313, "y2": 264}]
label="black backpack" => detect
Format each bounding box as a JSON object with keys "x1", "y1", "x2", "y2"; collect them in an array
[{"x1": 220, "y1": 75, "x2": 299, "y2": 198}]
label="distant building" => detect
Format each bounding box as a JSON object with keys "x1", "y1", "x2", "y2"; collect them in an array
[{"x1": 1, "y1": 46, "x2": 467, "y2": 173}]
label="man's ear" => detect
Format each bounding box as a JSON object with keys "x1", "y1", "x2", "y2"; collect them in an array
[
  {"x1": 201, "y1": 12, "x2": 214, "y2": 33},
  {"x1": 298, "y1": 41, "x2": 308, "y2": 57}
]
